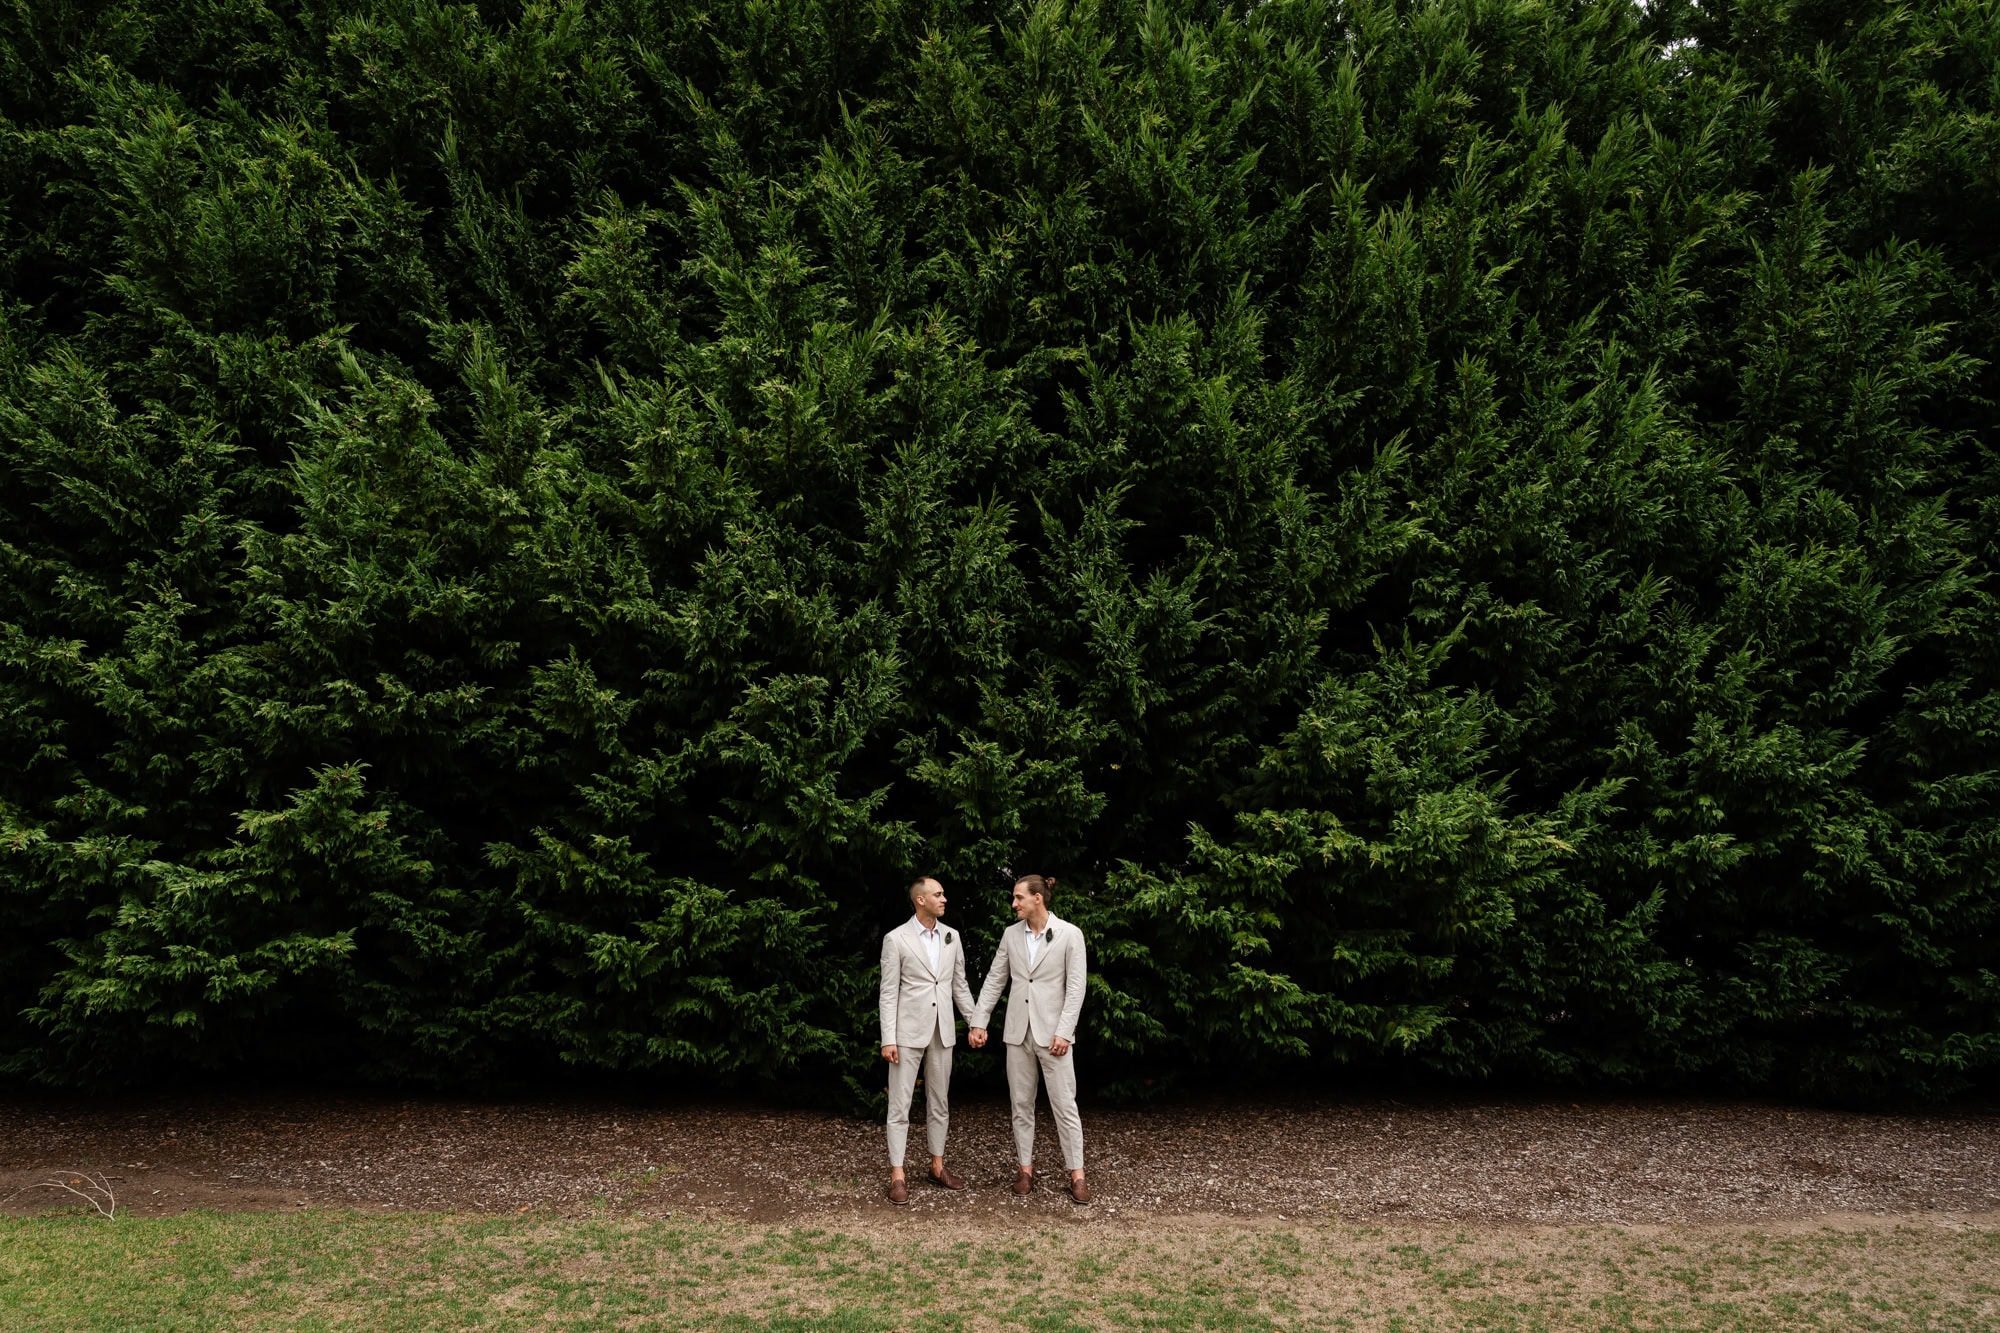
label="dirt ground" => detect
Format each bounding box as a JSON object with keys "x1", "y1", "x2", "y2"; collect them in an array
[{"x1": 3, "y1": 1088, "x2": 1996, "y2": 1229}]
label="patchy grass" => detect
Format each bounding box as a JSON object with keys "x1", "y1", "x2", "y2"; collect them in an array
[{"x1": 0, "y1": 1209, "x2": 1994, "y2": 1330}]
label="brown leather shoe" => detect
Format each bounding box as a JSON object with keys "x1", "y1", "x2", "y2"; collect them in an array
[
  {"x1": 927, "y1": 1165, "x2": 967, "y2": 1190},
  {"x1": 1011, "y1": 1168, "x2": 1034, "y2": 1195},
  {"x1": 1067, "y1": 1175, "x2": 1091, "y2": 1205},
  {"x1": 887, "y1": 1177, "x2": 908, "y2": 1204}
]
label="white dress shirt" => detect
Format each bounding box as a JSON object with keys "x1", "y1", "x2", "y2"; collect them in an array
[
  {"x1": 917, "y1": 920, "x2": 941, "y2": 972},
  {"x1": 1024, "y1": 917, "x2": 1052, "y2": 967}
]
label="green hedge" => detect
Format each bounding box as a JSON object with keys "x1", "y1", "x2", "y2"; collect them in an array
[{"x1": 2, "y1": 0, "x2": 1995, "y2": 1100}]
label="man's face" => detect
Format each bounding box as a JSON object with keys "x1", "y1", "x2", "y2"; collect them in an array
[
  {"x1": 1011, "y1": 882, "x2": 1037, "y2": 921},
  {"x1": 914, "y1": 879, "x2": 947, "y2": 919}
]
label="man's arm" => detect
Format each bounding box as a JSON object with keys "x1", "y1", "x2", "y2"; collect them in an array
[
  {"x1": 878, "y1": 933, "x2": 901, "y2": 1063},
  {"x1": 1055, "y1": 927, "x2": 1088, "y2": 1044},
  {"x1": 951, "y1": 938, "x2": 979, "y2": 1025},
  {"x1": 970, "y1": 936, "x2": 1010, "y2": 1032}
]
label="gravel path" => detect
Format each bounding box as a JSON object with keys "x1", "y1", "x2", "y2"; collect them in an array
[{"x1": 3, "y1": 1090, "x2": 1995, "y2": 1226}]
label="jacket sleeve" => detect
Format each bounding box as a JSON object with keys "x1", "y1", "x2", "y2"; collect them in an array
[
  {"x1": 951, "y1": 936, "x2": 979, "y2": 1024},
  {"x1": 879, "y1": 932, "x2": 900, "y2": 1047},
  {"x1": 1056, "y1": 926, "x2": 1088, "y2": 1043},
  {"x1": 972, "y1": 935, "x2": 1010, "y2": 1029}
]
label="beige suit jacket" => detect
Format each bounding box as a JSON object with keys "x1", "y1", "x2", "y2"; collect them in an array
[
  {"x1": 972, "y1": 914, "x2": 1087, "y2": 1047},
  {"x1": 879, "y1": 916, "x2": 979, "y2": 1049}
]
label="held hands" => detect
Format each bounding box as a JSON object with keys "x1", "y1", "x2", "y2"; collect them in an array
[
  {"x1": 881, "y1": 1044, "x2": 899, "y2": 1064},
  {"x1": 962, "y1": 1029, "x2": 1064, "y2": 1054}
]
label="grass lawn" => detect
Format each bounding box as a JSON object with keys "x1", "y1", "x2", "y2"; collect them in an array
[{"x1": 1, "y1": 1208, "x2": 1994, "y2": 1331}]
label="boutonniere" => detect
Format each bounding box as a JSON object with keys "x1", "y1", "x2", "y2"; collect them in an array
[{"x1": 944, "y1": 930, "x2": 954, "y2": 946}]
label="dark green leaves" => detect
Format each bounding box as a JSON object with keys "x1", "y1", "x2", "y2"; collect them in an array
[{"x1": 1, "y1": 0, "x2": 1994, "y2": 1100}]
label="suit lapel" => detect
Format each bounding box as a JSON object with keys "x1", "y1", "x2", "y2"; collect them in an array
[
  {"x1": 903, "y1": 918, "x2": 940, "y2": 981},
  {"x1": 1025, "y1": 921, "x2": 1055, "y2": 977}
]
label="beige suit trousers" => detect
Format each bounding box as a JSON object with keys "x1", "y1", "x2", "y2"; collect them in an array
[
  {"x1": 885, "y1": 1040, "x2": 952, "y2": 1167},
  {"x1": 1006, "y1": 1040, "x2": 1084, "y2": 1171}
]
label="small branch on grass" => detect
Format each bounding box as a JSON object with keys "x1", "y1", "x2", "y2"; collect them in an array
[{"x1": 3, "y1": 1170, "x2": 117, "y2": 1219}]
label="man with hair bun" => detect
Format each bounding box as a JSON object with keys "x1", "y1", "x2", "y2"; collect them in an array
[
  {"x1": 878, "y1": 875, "x2": 979, "y2": 1203},
  {"x1": 968, "y1": 873, "x2": 1091, "y2": 1203}
]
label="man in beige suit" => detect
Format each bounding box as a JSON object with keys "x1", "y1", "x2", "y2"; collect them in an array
[
  {"x1": 968, "y1": 873, "x2": 1090, "y2": 1204},
  {"x1": 879, "y1": 875, "x2": 979, "y2": 1203}
]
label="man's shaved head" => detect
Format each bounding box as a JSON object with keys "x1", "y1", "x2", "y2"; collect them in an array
[{"x1": 909, "y1": 877, "x2": 948, "y2": 923}]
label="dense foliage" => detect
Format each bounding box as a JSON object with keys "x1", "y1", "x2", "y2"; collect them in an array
[{"x1": 2, "y1": 0, "x2": 1995, "y2": 1102}]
